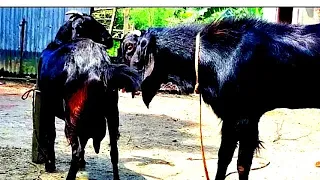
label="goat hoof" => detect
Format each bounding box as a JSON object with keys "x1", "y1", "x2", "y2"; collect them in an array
[
  {"x1": 113, "y1": 174, "x2": 120, "y2": 180},
  {"x1": 66, "y1": 174, "x2": 76, "y2": 180},
  {"x1": 45, "y1": 162, "x2": 56, "y2": 173}
]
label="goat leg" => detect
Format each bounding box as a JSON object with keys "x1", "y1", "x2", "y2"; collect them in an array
[
  {"x1": 66, "y1": 136, "x2": 82, "y2": 180},
  {"x1": 107, "y1": 121, "x2": 120, "y2": 180},
  {"x1": 237, "y1": 121, "x2": 260, "y2": 180},
  {"x1": 105, "y1": 91, "x2": 120, "y2": 180},
  {"x1": 79, "y1": 137, "x2": 88, "y2": 169},
  {"x1": 106, "y1": 115, "x2": 120, "y2": 179},
  {"x1": 215, "y1": 122, "x2": 238, "y2": 180},
  {"x1": 41, "y1": 100, "x2": 56, "y2": 173}
]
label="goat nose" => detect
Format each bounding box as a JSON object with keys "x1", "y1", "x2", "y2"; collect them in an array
[
  {"x1": 133, "y1": 60, "x2": 140, "y2": 67},
  {"x1": 130, "y1": 60, "x2": 138, "y2": 67}
]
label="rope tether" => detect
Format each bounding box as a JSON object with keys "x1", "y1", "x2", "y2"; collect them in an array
[{"x1": 194, "y1": 32, "x2": 210, "y2": 180}]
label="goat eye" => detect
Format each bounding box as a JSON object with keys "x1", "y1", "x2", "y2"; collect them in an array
[
  {"x1": 76, "y1": 24, "x2": 82, "y2": 30},
  {"x1": 141, "y1": 39, "x2": 147, "y2": 48},
  {"x1": 127, "y1": 44, "x2": 133, "y2": 50}
]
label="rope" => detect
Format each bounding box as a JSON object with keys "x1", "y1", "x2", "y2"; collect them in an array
[
  {"x1": 194, "y1": 32, "x2": 270, "y2": 179},
  {"x1": 21, "y1": 84, "x2": 36, "y2": 100},
  {"x1": 225, "y1": 157, "x2": 271, "y2": 178},
  {"x1": 194, "y1": 33, "x2": 200, "y2": 95},
  {"x1": 194, "y1": 32, "x2": 210, "y2": 180}
]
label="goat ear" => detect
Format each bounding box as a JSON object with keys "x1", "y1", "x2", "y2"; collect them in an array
[
  {"x1": 70, "y1": 17, "x2": 85, "y2": 40},
  {"x1": 140, "y1": 30, "x2": 146, "y2": 36},
  {"x1": 104, "y1": 64, "x2": 141, "y2": 96},
  {"x1": 71, "y1": 28, "x2": 79, "y2": 40}
]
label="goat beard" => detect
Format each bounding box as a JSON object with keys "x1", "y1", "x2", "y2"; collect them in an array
[
  {"x1": 122, "y1": 53, "x2": 155, "y2": 98},
  {"x1": 141, "y1": 74, "x2": 163, "y2": 108}
]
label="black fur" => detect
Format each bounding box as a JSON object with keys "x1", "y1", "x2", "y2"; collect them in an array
[
  {"x1": 40, "y1": 38, "x2": 140, "y2": 180},
  {"x1": 131, "y1": 18, "x2": 320, "y2": 180},
  {"x1": 37, "y1": 14, "x2": 140, "y2": 180},
  {"x1": 48, "y1": 13, "x2": 113, "y2": 49}
]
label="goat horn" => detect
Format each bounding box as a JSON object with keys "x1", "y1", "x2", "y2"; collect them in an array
[{"x1": 65, "y1": 10, "x2": 83, "y2": 16}]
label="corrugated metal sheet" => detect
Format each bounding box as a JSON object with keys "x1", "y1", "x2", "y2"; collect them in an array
[{"x1": 0, "y1": 7, "x2": 91, "y2": 76}]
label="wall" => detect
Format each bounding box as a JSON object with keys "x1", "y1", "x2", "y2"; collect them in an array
[{"x1": 0, "y1": 7, "x2": 90, "y2": 76}]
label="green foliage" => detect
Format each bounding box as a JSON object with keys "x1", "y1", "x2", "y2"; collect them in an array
[
  {"x1": 198, "y1": 7, "x2": 264, "y2": 23},
  {"x1": 128, "y1": 7, "x2": 263, "y2": 30},
  {"x1": 129, "y1": 8, "x2": 176, "y2": 29},
  {"x1": 107, "y1": 40, "x2": 120, "y2": 57},
  {"x1": 114, "y1": 8, "x2": 124, "y2": 29},
  {"x1": 166, "y1": 7, "x2": 264, "y2": 25},
  {"x1": 107, "y1": 7, "x2": 264, "y2": 57}
]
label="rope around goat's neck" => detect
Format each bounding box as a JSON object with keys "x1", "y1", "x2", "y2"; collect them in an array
[{"x1": 194, "y1": 32, "x2": 210, "y2": 180}]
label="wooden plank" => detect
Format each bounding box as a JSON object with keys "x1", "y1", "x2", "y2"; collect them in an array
[
  {"x1": 123, "y1": 8, "x2": 130, "y2": 35},
  {"x1": 108, "y1": 8, "x2": 117, "y2": 34},
  {"x1": 112, "y1": 29, "x2": 124, "y2": 32},
  {"x1": 0, "y1": 76, "x2": 37, "y2": 82}
]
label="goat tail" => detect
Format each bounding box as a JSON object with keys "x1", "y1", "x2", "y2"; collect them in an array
[{"x1": 102, "y1": 63, "x2": 141, "y2": 97}]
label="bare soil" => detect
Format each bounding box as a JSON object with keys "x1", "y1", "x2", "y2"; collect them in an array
[{"x1": 1, "y1": 81, "x2": 320, "y2": 180}]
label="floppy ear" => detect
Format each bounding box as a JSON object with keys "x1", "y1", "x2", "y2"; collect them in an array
[
  {"x1": 68, "y1": 14, "x2": 85, "y2": 40},
  {"x1": 71, "y1": 19, "x2": 83, "y2": 40},
  {"x1": 103, "y1": 64, "x2": 141, "y2": 96}
]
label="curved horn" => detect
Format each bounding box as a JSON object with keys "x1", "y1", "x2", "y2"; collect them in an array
[{"x1": 65, "y1": 10, "x2": 83, "y2": 16}]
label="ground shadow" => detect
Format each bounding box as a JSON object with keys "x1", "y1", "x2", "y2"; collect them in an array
[
  {"x1": 118, "y1": 112, "x2": 220, "y2": 155},
  {"x1": 52, "y1": 150, "x2": 147, "y2": 180},
  {"x1": 0, "y1": 92, "x2": 220, "y2": 180},
  {"x1": 0, "y1": 146, "x2": 147, "y2": 180}
]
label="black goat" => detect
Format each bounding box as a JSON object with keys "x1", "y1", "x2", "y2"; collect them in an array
[
  {"x1": 40, "y1": 38, "x2": 140, "y2": 180},
  {"x1": 37, "y1": 12, "x2": 140, "y2": 180},
  {"x1": 130, "y1": 18, "x2": 320, "y2": 180}
]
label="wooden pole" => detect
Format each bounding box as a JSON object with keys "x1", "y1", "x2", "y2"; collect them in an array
[
  {"x1": 32, "y1": 53, "x2": 44, "y2": 163},
  {"x1": 32, "y1": 89, "x2": 45, "y2": 163},
  {"x1": 19, "y1": 18, "x2": 26, "y2": 75},
  {"x1": 109, "y1": 8, "x2": 117, "y2": 35}
]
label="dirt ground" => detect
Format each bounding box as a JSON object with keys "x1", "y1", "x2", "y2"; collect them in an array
[{"x1": 1, "y1": 81, "x2": 320, "y2": 180}]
